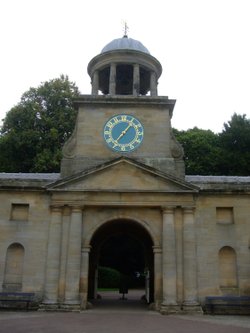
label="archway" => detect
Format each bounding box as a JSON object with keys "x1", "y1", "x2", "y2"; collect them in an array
[{"x1": 88, "y1": 219, "x2": 154, "y2": 308}]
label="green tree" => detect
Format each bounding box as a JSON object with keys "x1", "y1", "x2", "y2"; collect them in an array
[
  {"x1": 218, "y1": 113, "x2": 250, "y2": 175},
  {"x1": 0, "y1": 75, "x2": 80, "y2": 172},
  {"x1": 173, "y1": 127, "x2": 221, "y2": 175}
]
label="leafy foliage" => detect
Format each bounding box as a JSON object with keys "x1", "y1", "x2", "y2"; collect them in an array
[
  {"x1": 0, "y1": 75, "x2": 80, "y2": 172},
  {"x1": 173, "y1": 127, "x2": 221, "y2": 175},
  {"x1": 218, "y1": 113, "x2": 250, "y2": 175},
  {"x1": 174, "y1": 113, "x2": 250, "y2": 176}
]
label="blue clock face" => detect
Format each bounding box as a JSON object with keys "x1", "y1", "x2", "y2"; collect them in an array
[{"x1": 103, "y1": 114, "x2": 144, "y2": 152}]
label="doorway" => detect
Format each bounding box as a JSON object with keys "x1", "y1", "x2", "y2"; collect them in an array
[{"x1": 88, "y1": 219, "x2": 154, "y2": 309}]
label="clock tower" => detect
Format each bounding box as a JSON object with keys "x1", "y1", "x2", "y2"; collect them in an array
[
  {"x1": 61, "y1": 35, "x2": 185, "y2": 179},
  {"x1": 1, "y1": 33, "x2": 249, "y2": 316}
]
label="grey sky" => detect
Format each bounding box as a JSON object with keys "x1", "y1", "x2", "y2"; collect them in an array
[{"x1": 1, "y1": 0, "x2": 249, "y2": 132}]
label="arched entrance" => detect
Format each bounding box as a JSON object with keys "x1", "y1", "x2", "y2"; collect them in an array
[{"x1": 88, "y1": 219, "x2": 154, "y2": 308}]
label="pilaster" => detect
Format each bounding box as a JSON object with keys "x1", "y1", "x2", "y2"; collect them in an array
[
  {"x1": 63, "y1": 206, "x2": 83, "y2": 310},
  {"x1": 58, "y1": 206, "x2": 71, "y2": 303},
  {"x1": 43, "y1": 206, "x2": 62, "y2": 308},
  {"x1": 161, "y1": 207, "x2": 180, "y2": 314},
  {"x1": 182, "y1": 207, "x2": 202, "y2": 313}
]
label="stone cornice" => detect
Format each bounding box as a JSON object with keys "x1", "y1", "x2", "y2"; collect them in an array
[
  {"x1": 87, "y1": 49, "x2": 162, "y2": 78},
  {"x1": 74, "y1": 95, "x2": 176, "y2": 114}
]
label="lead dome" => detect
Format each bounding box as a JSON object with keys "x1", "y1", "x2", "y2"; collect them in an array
[{"x1": 101, "y1": 36, "x2": 150, "y2": 54}]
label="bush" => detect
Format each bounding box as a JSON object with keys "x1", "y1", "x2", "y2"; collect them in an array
[{"x1": 98, "y1": 266, "x2": 121, "y2": 289}]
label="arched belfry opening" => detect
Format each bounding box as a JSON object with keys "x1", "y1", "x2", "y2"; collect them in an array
[{"x1": 88, "y1": 219, "x2": 154, "y2": 308}]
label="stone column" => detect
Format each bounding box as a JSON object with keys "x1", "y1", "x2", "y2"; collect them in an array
[
  {"x1": 94, "y1": 268, "x2": 98, "y2": 299},
  {"x1": 161, "y1": 207, "x2": 179, "y2": 314},
  {"x1": 150, "y1": 71, "x2": 158, "y2": 96},
  {"x1": 64, "y1": 206, "x2": 83, "y2": 309},
  {"x1": 153, "y1": 246, "x2": 162, "y2": 310},
  {"x1": 182, "y1": 207, "x2": 201, "y2": 312},
  {"x1": 109, "y1": 63, "x2": 116, "y2": 95},
  {"x1": 79, "y1": 246, "x2": 91, "y2": 310},
  {"x1": 43, "y1": 206, "x2": 62, "y2": 307},
  {"x1": 91, "y1": 71, "x2": 99, "y2": 95},
  {"x1": 133, "y1": 64, "x2": 140, "y2": 95}
]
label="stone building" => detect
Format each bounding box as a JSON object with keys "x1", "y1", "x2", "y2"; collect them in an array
[{"x1": 0, "y1": 35, "x2": 250, "y2": 313}]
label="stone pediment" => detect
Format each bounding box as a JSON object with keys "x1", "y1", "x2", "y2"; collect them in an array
[{"x1": 48, "y1": 157, "x2": 198, "y2": 193}]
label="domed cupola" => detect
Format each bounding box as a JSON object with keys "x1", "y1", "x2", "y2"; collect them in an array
[
  {"x1": 87, "y1": 35, "x2": 162, "y2": 96},
  {"x1": 101, "y1": 36, "x2": 150, "y2": 54}
]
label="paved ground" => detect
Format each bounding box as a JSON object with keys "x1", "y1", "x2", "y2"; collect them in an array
[{"x1": 1, "y1": 290, "x2": 250, "y2": 333}]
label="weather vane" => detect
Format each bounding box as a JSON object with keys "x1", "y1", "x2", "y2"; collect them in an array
[{"x1": 123, "y1": 21, "x2": 129, "y2": 37}]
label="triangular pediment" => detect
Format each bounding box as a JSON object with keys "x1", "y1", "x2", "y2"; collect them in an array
[{"x1": 48, "y1": 157, "x2": 198, "y2": 193}]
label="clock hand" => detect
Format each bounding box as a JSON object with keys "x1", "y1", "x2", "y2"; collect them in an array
[
  {"x1": 123, "y1": 123, "x2": 132, "y2": 134},
  {"x1": 115, "y1": 132, "x2": 124, "y2": 142},
  {"x1": 115, "y1": 124, "x2": 132, "y2": 142}
]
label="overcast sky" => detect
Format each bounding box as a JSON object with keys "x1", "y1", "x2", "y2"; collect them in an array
[{"x1": 1, "y1": 0, "x2": 249, "y2": 133}]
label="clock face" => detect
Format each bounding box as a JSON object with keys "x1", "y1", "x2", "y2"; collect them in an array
[{"x1": 103, "y1": 114, "x2": 144, "y2": 152}]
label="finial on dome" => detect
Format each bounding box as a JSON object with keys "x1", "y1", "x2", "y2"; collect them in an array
[{"x1": 123, "y1": 21, "x2": 129, "y2": 38}]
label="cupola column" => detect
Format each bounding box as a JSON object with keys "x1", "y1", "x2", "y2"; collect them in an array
[
  {"x1": 109, "y1": 63, "x2": 116, "y2": 95},
  {"x1": 133, "y1": 64, "x2": 140, "y2": 96},
  {"x1": 91, "y1": 71, "x2": 99, "y2": 95},
  {"x1": 150, "y1": 71, "x2": 158, "y2": 96}
]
